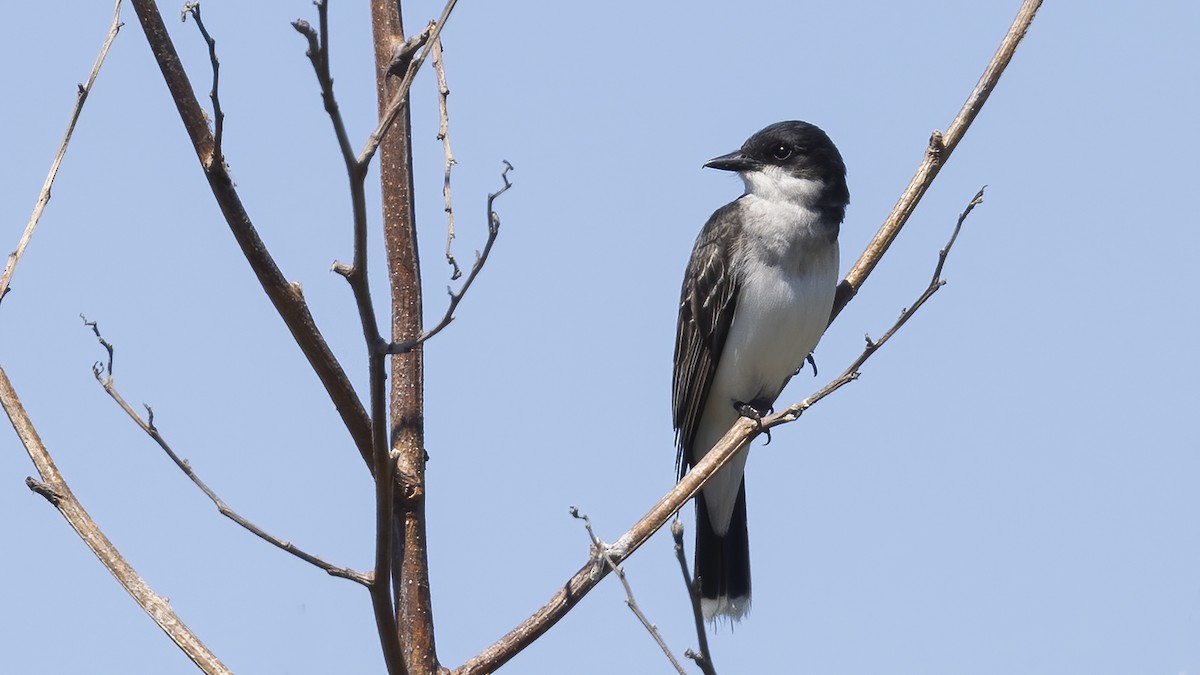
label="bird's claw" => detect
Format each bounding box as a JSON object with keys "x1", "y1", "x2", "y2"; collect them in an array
[{"x1": 735, "y1": 399, "x2": 773, "y2": 445}]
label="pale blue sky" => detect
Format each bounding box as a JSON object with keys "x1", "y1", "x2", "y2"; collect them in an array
[{"x1": 3, "y1": 2, "x2": 1199, "y2": 673}]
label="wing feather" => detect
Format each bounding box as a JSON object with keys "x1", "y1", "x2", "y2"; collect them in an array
[{"x1": 673, "y1": 202, "x2": 742, "y2": 479}]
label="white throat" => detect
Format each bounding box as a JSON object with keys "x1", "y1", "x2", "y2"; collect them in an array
[{"x1": 740, "y1": 165, "x2": 827, "y2": 209}]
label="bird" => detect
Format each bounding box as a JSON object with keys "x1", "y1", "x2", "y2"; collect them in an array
[{"x1": 673, "y1": 120, "x2": 849, "y2": 621}]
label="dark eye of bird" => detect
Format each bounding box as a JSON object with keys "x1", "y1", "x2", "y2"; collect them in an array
[{"x1": 771, "y1": 145, "x2": 792, "y2": 161}]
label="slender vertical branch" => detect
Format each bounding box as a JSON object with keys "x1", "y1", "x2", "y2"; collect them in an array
[
  {"x1": 671, "y1": 520, "x2": 716, "y2": 675},
  {"x1": 370, "y1": 2, "x2": 442, "y2": 673},
  {"x1": 0, "y1": 0, "x2": 122, "y2": 308},
  {"x1": 181, "y1": 2, "x2": 223, "y2": 166},
  {"x1": 432, "y1": 37, "x2": 461, "y2": 280},
  {"x1": 296, "y1": 4, "x2": 405, "y2": 671}
]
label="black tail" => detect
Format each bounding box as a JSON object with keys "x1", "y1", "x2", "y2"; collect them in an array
[{"x1": 694, "y1": 480, "x2": 751, "y2": 619}]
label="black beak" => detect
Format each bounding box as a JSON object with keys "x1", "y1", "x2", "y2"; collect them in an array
[{"x1": 704, "y1": 150, "x2": 757, "y2": 172}]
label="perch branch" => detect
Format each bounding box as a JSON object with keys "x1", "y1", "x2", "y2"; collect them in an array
[
  {"x1": 0, "y1": 0, "x2": 122, "y2": 307},
  {"x1": 454, "y1": 187, "x2": 986, "y2": 674}
]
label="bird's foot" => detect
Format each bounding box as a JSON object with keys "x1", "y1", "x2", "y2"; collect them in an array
[{"x1": 734, "y1": 398, "x2": 774, "y2": 445}]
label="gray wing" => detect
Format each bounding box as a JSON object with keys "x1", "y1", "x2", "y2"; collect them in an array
[{"x1": 673, "y1": 202, "x2": 742, "y2": 480}]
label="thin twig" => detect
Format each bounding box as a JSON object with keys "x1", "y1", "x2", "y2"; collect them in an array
[
  {"x1": 181, "y1": 3, "x2": 223, "y2": 167},
  {"x1": 671, "y1": 520, "x2": 716, "y2": 675},
  {"x1": 128, "y1": 0, "x2": 374, "y2": 472},
  {"x1": 454, "y1": 186, "x2": 989, "y2": 674},
  {"x1": 829, "y1": 0, "x2": 1041, "y2": 323},
  {"x1": 81, "y1": 318, "x2": 372, "y2": 586},
  {"x1": 0, "y1": 0, "x2": 123, "y2": 307},
  {"x1": 292, "y1": 2, "x2": 355, "y2": 172},
  {"x1": 432, "y1": 37, "x2": 461, "y2": 281},
  {"x1": 81, "y1": 314, "x2": 114, "y2": 376},
  {"x1": 386, "y1": 161, "x2": 512, "y2": 354},
  {"x1": 570, "y1": 509, "x2": 687, "y2": 675},
  {"x1": 0, "y1": 363, "x2": 230, "y2": 673}
]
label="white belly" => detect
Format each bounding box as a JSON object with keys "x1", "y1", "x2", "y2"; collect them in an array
[{"x1": 694, "y1": 240, "x2": 839, "y2": 533}]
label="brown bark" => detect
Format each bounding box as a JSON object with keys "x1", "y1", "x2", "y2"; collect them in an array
[{"x1": 370, "y1": 3, "x2": 440, "y2": 673}]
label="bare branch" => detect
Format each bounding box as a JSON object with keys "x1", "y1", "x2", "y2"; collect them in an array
[
  {"x1": 127, "y1": 0, "x2": 373, "y2": 472},
  {"x1": 0, "y1": 0, "x2": 122, "y2": 307},
  {"x1": 829, "y1": 0, "x2": 1041, "y2": 323},
  {"x1": 385, "y1": 161, "x2": 513, "y2": 354},
  {"x1": 671, "y1": 520, "x2": 717, "y2": 675},
  {"x1": 454, "y1": 187, "x2": 987, "y2": 674},
  {"x1": 570, "y1": 509, "x2": 687, "y2": 675},
  {"x1": 0, "y1": 365, "x2": 231, "y2": 674},
  {"x1": 181, "y1": 3, "x2": 224, "y2": 167},
  {"x1": 432, "y1": 37, "x2": 461, "y2": 280},
  {"x1": 81, "y1": 320, "x2": 372, "y2": 586}
]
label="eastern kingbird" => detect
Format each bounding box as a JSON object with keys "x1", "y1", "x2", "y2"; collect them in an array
[{"x1": 673, "y1": 121, "x2": 849, "y2": 621}]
